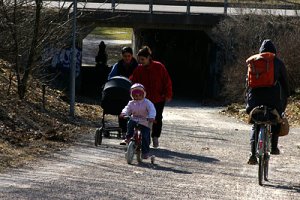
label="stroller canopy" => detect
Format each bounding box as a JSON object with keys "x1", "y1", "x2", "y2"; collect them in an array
[{"x1": 101, "y1": 76, "x2": 132, "y2": 115}]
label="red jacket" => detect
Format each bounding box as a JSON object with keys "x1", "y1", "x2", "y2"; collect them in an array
[{"x1": 130, "y1": 60, "x2": 172, "y2": 103}]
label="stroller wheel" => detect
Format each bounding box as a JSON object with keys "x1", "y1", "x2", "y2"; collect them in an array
[
  {"x1": 103, "y1": 131, "x2": 110, "y2": 138},
  {"x1": 117, "y1": 130, "x2": 122, "y2": 139},
  {"x1": 95, "y1": 128, "x2": 103, "y2": 146}
]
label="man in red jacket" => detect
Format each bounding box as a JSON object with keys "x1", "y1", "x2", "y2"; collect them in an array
[{"x1": 130, "y1": 46, "x2": 172, "y2": 148}]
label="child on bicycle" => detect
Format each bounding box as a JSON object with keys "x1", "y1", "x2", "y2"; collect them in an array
[{"x1": 119, "y1": 83, "x2": 156, "y2": 159}]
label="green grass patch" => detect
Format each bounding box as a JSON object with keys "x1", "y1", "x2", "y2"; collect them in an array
[{"x1": 91, "y1": 27, "x2": 132, "y2": 40}]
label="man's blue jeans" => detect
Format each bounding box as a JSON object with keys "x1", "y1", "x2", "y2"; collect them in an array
[
  {"x1": 250, "y1": 123, "x2": 280, "y2": 151},
  {"x1": 126, "y1": 119, "x2": 151, "y2": 155}
]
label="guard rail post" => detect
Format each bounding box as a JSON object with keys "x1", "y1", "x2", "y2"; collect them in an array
[
  {"x1": 224, "y1": 0, "x2": 228, "y2": 14},
  {"x1": 112, "y1": 0, "x2": 115, "y2": 12},
  {"x1": 149, "y1": 0, "x2": 153, "y2": 14},
  {"x1": 187, "y1": 0, "x2": 190, "y2": 14}
]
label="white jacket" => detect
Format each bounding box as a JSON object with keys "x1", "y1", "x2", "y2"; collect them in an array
[{"x1": 121, "y1": 98, "x2": 156, "y2": 128}]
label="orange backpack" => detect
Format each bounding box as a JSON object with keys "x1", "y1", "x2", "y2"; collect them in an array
[{"x1": 246, "y1": 52, "x2": 276, "y2": 88}]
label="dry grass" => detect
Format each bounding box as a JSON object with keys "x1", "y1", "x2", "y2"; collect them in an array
[
  {"x1": 0, "y1": 59, "x2": 103, "y2": 172},
  {"x1": 220, "y1": 96, "x2": 300, "y2": 127}
]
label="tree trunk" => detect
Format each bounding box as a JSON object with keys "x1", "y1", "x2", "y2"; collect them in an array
[
  {"x1": 18, "y1": 83, "x2": 26, "y2": 99},
  {"x1": 17, "y1": 0, "x2": 42, "y2": 99}
]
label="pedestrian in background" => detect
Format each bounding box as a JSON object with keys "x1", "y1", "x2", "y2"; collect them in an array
[
  {"x1": 95, "y1": 41, "x2": 108, "y2": 67},
  {"x1": 108, "y1": 46, "x2": 138, "y2": 79},
  {"x1": 95, "y1": 41, "x2": 110, "y2": 95},
  {"x1": 108, "y1": 46, "x2": 138, "y2": 138}
]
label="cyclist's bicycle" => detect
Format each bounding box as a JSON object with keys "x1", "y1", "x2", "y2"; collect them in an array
[
  {"x1": 124, "y1": 116, "x2": 154, "y2": 164},
  {"x1": 249, "y1": 105, "x2": 281, "y2": 186}
]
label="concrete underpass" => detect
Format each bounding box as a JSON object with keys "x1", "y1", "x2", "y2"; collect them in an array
[{"x1": 80, "y1": 28, "x2": 222, "y2": 101}]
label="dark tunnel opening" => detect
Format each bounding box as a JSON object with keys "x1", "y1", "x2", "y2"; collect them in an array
[{"x1": 135, "y1": 29, "x2": 219, "y2": 100}]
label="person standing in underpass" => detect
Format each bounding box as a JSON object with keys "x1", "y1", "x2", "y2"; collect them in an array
[
  {"x1": 130, "y1": 46, "x2": 173, "y2": 148},
  {"x1": 95, "y1": 41, "x2": 108, "y2": 67},
  {"x1": 95, "y1": 41, "x2": 110, "y2": 95}
]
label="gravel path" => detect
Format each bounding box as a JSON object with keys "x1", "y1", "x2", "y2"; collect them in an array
[{"x1": 0, "y1": 100, "x2": 299, "y2": 199}]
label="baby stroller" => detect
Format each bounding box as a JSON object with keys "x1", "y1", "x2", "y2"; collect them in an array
[{"x1": 95, "y1": 76, "x2": 132, "y2": 146}]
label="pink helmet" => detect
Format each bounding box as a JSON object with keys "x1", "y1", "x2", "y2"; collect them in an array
[{"x1": 130, "y1": 83, "x2": 146, "y2": 98}]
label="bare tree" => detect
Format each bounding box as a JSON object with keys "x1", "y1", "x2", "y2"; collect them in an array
[{"x1": 0, "y1": 0, "x2": 76, "y2": 99}]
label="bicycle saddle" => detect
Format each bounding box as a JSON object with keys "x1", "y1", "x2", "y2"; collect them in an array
[{"x1": 248, "y1": 105, "x2": 282, "y2": 124}]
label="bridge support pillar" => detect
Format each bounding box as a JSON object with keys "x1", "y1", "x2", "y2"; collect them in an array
[{"x1": 132, "y1": 28, "x2": 142, "y2": 55}]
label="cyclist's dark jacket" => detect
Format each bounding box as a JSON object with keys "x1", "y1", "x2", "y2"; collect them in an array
[{"x1": 245, "y1": 40, "x2": 290, "y2": 115}]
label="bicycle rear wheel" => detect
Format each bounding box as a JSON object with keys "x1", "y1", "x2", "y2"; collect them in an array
[
  {"x1": 264, "y1": 154, "x2": 269, "y2": 181},
  {"x1": 126, "y1": 141, "x2": 135, "y2": 164},
  {"x1": 258, "y1": 155, "x2": 263, "y2": 186},
  {"x1": 136, "y1": 149, "x2": 142, "y2": 163}
]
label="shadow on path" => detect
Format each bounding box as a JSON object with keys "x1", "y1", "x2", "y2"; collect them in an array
[
  {"x1": 264, "y1": 181, "x2": 300, "y2": 193},
  {"x1": 136, "y1": 162, "x2": 193, "y2": 174},
  {"x1": 153, "y1": 147, "x2": 219, "y2": 163},
  {"x1": 131, "y1": 148, "x2": 220, "y2": 174}
]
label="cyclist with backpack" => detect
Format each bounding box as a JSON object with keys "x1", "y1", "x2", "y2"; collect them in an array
[{"x1": 245, "y1": 39, "x2": 290, "y2": 165}]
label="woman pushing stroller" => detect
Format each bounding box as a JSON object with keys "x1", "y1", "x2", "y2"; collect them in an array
[{"x1": 119, "y1": 83, "x2": 156, "y2": 159}]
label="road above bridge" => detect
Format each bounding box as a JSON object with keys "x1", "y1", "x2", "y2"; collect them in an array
[{"x1": 45, "y1": 0, "x2": 300, "y2": 16}]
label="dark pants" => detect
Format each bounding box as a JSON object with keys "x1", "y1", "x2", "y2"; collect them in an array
[
  {"x1": 152, "y1": 101, "x2": 165, "y2": 138},
  {"x1": 118, "y1": 117, "x2": 127, "y2": 133},
  {"x1": 250, "y1": 123, "x2": 281, "y2": 154},
  {"x1": 126, "y1": 119, "x2": 151, "y2": 155}
]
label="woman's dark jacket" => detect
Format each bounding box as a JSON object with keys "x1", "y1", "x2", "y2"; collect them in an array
[{"x1": 108, "y1": 58, "x2": 138, "y2": 80}]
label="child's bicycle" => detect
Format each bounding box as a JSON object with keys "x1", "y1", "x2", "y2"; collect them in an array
[
  {"x1": 249, "y1": 105, "x2": 282, "y2": 186},
  {"x1": 124, "y1": 116, "x2": 155, "y2": 165}
]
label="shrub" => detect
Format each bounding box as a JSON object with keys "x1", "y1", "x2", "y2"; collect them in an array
[{"x1": 212, "y1": 14, "x2": 300, "y2": 103}]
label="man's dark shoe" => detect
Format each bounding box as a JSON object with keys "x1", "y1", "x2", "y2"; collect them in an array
[
  {"x1": 119, "y1": 139, "x2": 128, "y2": 145},
  {"x1": 153, "y1": 137, "x2": 159, "y2": 148},
  {"x1": 247, "y1": 155, "x2": 258, "y2": 165},
  {"x1": 271, "y1": 148, "x2": 280, "y2": 155}
]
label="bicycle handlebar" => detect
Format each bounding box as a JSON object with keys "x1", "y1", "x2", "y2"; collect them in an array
[
  {"x1": 122, "y1": 115, "x2": 153, "y2": 121},
  {"x1": 122, "y1": 115, "x2": 154, "y2": 128}
]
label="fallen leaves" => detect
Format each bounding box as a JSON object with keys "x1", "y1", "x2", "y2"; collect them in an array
[
  {"x1": 0, "y1": 59, "x2": 102, "y2": 172},
  {"x1": 221, "y1": 97, "x2": 300, "y2": 127}
]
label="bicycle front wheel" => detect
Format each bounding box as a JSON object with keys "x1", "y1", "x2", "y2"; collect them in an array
[
  {"x1": 258, "y1": 155, "x2": 263, "y2": 186},
  {"x1": 136, "y1": 149, "x2": 142, "y2": 163},
  {"x1": 126, "y1": 141, "x2": 135, "y2": 164},
  {"x1": 95, "y1": 128, "x2": 103, "y2": 146}
]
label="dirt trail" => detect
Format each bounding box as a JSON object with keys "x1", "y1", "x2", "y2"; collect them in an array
[{"x1": 0, "y1": 100, "x2": 299, "y2": 199}]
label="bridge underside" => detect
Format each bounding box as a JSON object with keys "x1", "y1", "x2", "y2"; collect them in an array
[{"x1": 79, "y1": 10, "x2": 223, "y2": 30}]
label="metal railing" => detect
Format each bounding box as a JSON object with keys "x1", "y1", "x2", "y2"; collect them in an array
[
  {"x1": 54, "y1": 0, "x2": 300, "y2": 16},
  {"x1": 106, "y1": 0, "x2": 229, "y2": 14},
  {"x1": 93, "y1": 0, "x2": 299, "y2": 15}
]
